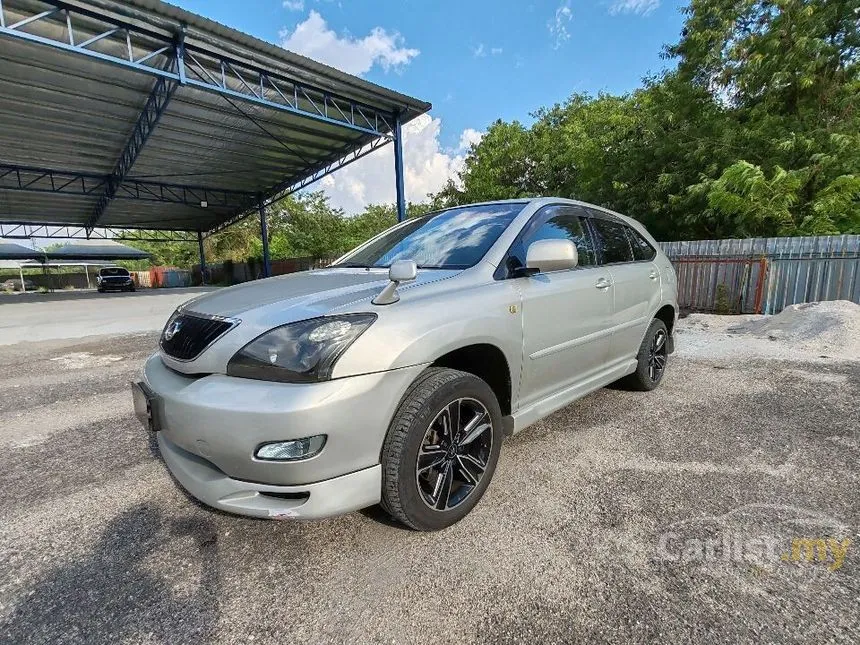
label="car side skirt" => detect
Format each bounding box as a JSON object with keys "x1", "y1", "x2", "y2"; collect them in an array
[{"x1": 510, "y1": 357, "x2": 637, "y2": 435}]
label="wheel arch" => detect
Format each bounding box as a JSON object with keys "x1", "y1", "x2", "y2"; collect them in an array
[
  {"x1": 654, "y1": 303, "x2": 676, "y2": 336},
  {"x1": 430, "y1": 343, "x2": 512, "y2": 417}
]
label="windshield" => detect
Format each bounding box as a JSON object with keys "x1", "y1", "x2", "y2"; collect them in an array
[
  {"x1": 99, "y1": 267, "x2": 129, "y2": 277},
  {"x1": 334, "y1": 203, "x2": 526, "y2": 269}
]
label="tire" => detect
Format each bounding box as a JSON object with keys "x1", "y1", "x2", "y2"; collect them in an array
[
  {"x1": 621, "y1": 318, "x2": 669, "y2": 391},
  {"x1": 97, "y1": 288, "x2": 104, "y2": 293},
  {"x1": 381, "y1": 367, "x2": 503, "y2": 531}
]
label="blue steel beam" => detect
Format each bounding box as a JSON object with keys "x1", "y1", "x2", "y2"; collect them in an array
[
  {"x1": 258, "y1": 196, "x2": 271, "y2": 278},
  {"x1": 87, "y1": 69, "x2": 180, "y2": 231},
  {"x1": 197, "y1": 231, "x2": 207, "y2": 284},
  {"x1": 0, "y1": 163, "x2": 256, "y2": 208},
  {"x1": 393, "y1": 112, "x2": 406, "y2": 222},
  {"x1": 0, "y1": 0, "x2": 397, "y2": 139},
  {"x1": 0, "y1": 222, "x2": 199, "y2": 241}
]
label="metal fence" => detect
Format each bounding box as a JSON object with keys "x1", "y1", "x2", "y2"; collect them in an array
[
  {"x1": 193, "y1": 256, "x2": 337, "y2": 285},
  {"x1": 661, "y1": 235, "x2": 860, "y2": 315},
  {"x1": 131, "y1": 267, "x2": 192, "y2": 289}
]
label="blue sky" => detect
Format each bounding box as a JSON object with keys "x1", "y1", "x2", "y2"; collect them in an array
[{"x1": 172, "y1": 0, "x2": 688, "y2": 212}]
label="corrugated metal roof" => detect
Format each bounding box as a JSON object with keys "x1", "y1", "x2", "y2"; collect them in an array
[
  {"x1": 0, "y1": 0, "x2": 431, "y2": 233},
  {"x1": 0, "y1": 241, "x2": 44, "y2": 260},
  {"x1": 46, "y1": 240, "x2": 151, "y2": 259}
]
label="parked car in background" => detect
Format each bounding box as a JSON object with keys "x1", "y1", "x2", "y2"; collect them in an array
[
  {"x1": 133, "y1": 198, "x2": 678, "y2": 530},
  {"x1": 97, "y1": 266, "x2": 135, "y2": 292},
  {"x1": 1, "y1": 278, "x2": 37, "y2": 292}
]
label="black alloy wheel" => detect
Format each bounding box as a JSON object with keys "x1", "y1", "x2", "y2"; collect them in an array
[{"x1": 415, "y1": 397, "x2": 493, "y2": 511}]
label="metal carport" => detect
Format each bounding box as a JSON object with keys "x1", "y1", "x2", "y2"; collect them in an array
[
  {"x1": 0, "y1": 0, "x2": 431, "y2": 277},
  {"x1": 1, "y1": 239, "x2": 150, "y2": 290}
]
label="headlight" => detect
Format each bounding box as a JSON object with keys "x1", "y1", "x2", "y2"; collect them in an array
[{"x1": 227, "y1": 314, "x2": 376, "y2": 383}]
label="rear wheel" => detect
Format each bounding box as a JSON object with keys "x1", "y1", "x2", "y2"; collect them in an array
[
  {"x1": 621, "y1": 318, "x2": 669, "y2": 391},
  {"x1": 381, "y1": 367, "x2": 502, "y2": 531}
]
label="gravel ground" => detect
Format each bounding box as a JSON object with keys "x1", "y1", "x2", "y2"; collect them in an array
[{"x1": 0, "y1": 326, "x2": 858, "y2": 644}]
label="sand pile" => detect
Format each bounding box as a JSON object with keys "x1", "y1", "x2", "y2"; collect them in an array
[{"x1": 674, "y1": 300, "x2": 860, "y2": 362}]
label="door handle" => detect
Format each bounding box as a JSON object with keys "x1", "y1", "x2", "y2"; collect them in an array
[
  {"x1": 595, "y1": 278, "x2": 612, "y2": 290},
  {"x1": 648, "y1": 270, "x2": 659, "y2": 281}
]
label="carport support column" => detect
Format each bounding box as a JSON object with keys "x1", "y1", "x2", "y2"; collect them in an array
[
  {"x1": 393, "y1": 111, "x2": 406, "y2": 222},
  {"x1": 259, "y1": 197, "x2": 271, "y2": 278},
  {"x1": 197, "y1": 231, "x2": 207, "y2": 285}
]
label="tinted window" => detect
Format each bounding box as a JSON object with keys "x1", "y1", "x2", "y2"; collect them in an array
[
  {"x1": 590, "y1": 217, "x2": 634, "y2": 264},
  {"x1": 626, "y1": 227, "x2": 656, "y2": 261},
  {"x1": 99, "y1": 267, "x2": 129, "y2": 277},
  {"x1": 334, "y1": 202, "x2": 525, "y2": 270},
  {"x1": 503, "y1": 205, "x2": 596, "y2": 276}
]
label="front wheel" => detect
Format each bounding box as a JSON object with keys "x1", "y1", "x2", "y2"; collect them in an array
[
  {"x1": 381, "y1": 367, "x2": 503, "y2": 531},
  {"x1": 621, "y1": 318, "x2": 669, "y2": 391}
]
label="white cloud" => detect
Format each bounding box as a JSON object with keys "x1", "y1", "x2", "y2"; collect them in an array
[
  {"x1": 458, "y1": 128, "x2": 485, "y2": 152},
  {"x1": 282, "y1": 0, "x2": 304, "y2": 10},
  {"x1": 279, "y1": 11, "x2": 418, "y2": 75},
  {"x1": 608, "y1": 0, "x2": 660, "y2": 16},
  {"x1": 276, "y1": 12, "x2": 473, "y2": 212},
  {"x1": 473, "y1": 43, "x2": 503, "y2": 58},
  {"x1": 314, "y1": 115, "x2": 474, "y2": 213},
  {"x1": 548, "y1": 2, "x2": 573, "y2": 49}
]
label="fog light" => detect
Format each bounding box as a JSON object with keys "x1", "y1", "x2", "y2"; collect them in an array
[{"x1": 255, "y1": 435, "x2": 326, "y2": 461}]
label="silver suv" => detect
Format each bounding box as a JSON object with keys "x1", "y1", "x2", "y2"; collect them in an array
[{"x1": 133, "y1": 198, "x2": 677, "y2": 530}]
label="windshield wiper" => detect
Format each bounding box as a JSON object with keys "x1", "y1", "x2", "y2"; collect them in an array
[{"x1": 335, "y1": 263, "x2": 376, "y2": 268}]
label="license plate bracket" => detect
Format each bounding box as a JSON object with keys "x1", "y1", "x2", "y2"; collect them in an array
[{"x1": 131, "y1": 381, "x2": 162, "y2": 432}]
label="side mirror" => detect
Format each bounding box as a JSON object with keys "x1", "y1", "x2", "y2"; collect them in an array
[
  {"x1": 525, "y1": 239, "x2": 578, "y2": 274},
  {"x1": 388, "y1": 259, "x2": 417, "y2": 283},
  {"x1": 373, "y1": 260, "x2": 417, "y2": 305}
]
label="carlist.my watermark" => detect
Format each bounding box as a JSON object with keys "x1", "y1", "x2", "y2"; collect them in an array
[{"x1": 655, "y1": 504, "x2": 852, "y2": 572}]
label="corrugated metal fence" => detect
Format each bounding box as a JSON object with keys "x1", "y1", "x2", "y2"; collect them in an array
[
  {"x1": 661, "y1": 235, "x2": 860, "y2": 314},
  {"x1": 130, "y1": 267, "x2": 192, "y2": 288}
]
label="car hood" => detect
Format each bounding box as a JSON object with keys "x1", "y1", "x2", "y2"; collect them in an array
[{"x1": 181, "y1": 267, "x2": 459, "y2": 318}]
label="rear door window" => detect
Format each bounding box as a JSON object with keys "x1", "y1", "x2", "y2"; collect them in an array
[
  {"x1": 626, "y1": 227, "x2": 657, "y2": 261},
  {"x1": 589, "y1": 217, "x2": 634, "y2": 265}
]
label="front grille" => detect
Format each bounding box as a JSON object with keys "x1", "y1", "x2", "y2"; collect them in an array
[{"x1": 160, "y1": 312, "x2": 236, "y2": 361}]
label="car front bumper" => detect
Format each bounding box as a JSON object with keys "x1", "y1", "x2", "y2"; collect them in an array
[
  {"x1": 99, "y1": 280, "x2": 133, "y2": 289},
  {"x1": 139, "y1": 353, "x2": 427, "y2": 519},
  {"x1": 158, "y1": 433, "x2": 382, "y2": 519}
]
